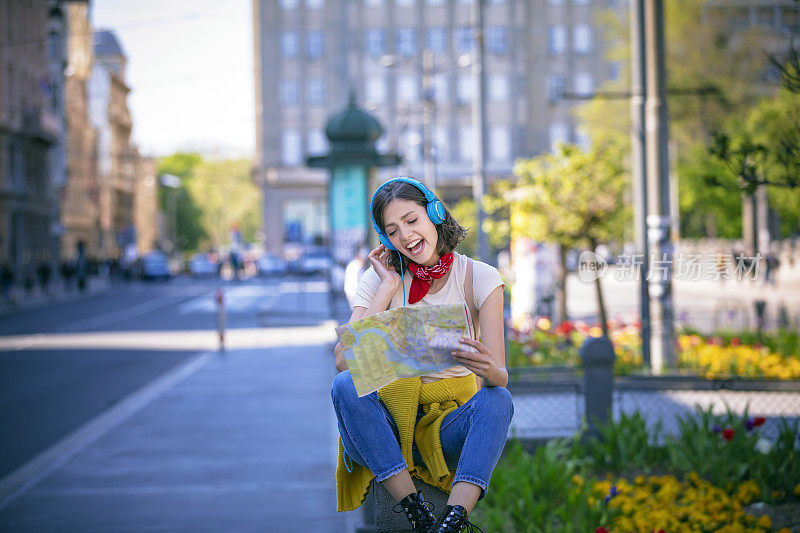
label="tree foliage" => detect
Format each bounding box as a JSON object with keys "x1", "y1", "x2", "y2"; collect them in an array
[
  {"x1": 506, "y1": 143, "x2": 630, "y2": 249},
  {"x1": 157, "y1": 152, "x2": 206, "y2": 251},
  {"x1": 184, "y1": 158, "x2": 261, "y2": 250},
  {"x1": 575, "y1": 0, "x2": 783, "y2": 239}
]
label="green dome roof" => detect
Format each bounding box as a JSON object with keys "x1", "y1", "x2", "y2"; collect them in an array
[{"x1": 325, "y1": 93, "x2": 383, "y2": 144}]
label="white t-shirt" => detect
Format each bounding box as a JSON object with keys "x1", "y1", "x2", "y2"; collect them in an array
[{"x1": 353, "y1": 251, "x2": 505, "y2": 382}]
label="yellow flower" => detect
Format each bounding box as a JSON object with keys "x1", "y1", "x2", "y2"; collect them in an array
[
  {"x1": 794, "y1": 482, "x2": 800, "y2": 496},
  {"x1": 756, "y1": 514, "x2": 772, "y2": 528}
]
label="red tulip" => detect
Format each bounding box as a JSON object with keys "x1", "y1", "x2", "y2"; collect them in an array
[
  {"x1": 730, "y1": 337, "x2": 741, "y2": 346},
  {"x1": 754, "y1": 417, "x2": 766, "y2": 427},
  {"x1": 722, "y1": 428, "x2": 735, "y2": 441},
  {"x1": 596, "y1": 528, "x2": 609, "y2": 533}
]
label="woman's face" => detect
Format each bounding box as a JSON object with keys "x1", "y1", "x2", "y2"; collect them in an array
[{"x1": 382, "y1": 198, "x2": 440, "y2": 267}]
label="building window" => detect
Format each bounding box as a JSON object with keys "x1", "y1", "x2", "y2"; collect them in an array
[
  {"x1": 366, "y1": 76, "x2": 386, "y2": 104},
  {"x1": 307, "y1": 130, "x2": 328, "y2": 155},
  {"x1": 459, "y1": 126, "x2": 473, "y2": 162},
  {"x1": 573, "y1": 24, "x2": 592, "y2": 54},
  {"x1": 307, "y1": 79, "x2": 326, "y2": 105},
  {"x1": 403, "y1": 128, "x2": 422, "y2": 162},
  {"x1": 397, "y1": 28, "x2": 417, "y2": 57},
  {"x1": 574, "y1": 72, "x2": 593, "y2": 97},
  {"x1": 782, "y1": 8, "x2": 799, "y2": 29},
  {"x1": 457, "y1": 73, "x2": 472, "y2": 105},
  {"x1": 486, "y1": 26, "x2": 507, "y2": 55},
  {"x1": 398, "y1": 75, "x2": 418, "y2": 103},
  {"x1": 488, "y1": 74, "x2": 509, "y2": 102},
  {"x1": 365, "y1": 28, "x2": 386, "y2": 57},
  {"x1": 427, "y1": 0, "x2": 445, "y2": 5},
  {"x1": 280, "y1": 0, "x2": 298, "y2": 10},
  {"x1": 426, "y1": 27, "x2": 447, "y2": 54},
  {"x1": 488, "y1": 0, "x2": 506, "y2": 3},
  {"x1": 282, "y1": 131, "x2": 302, "y2": 166},
  {"x1": 432, "y1": 74, "x2": 448, "y2": 102},
  {"x1": 548, "y1": 0, "x2": 563, "y2": 5},
  {"x1": 397, "y1": 0, "x2": 415, "y2": 5},
  {"x1": 548, "y1": 74, "x2": 565, "y2": 103},
  {"x1": 306, "y1": 0, "x2": 325, "y2": 10},
  {"x1": 549, "y1": 122, "x2": 568, "y2": 152},
  {"x1": 365, "y1": 0, "x2": 384, "y2": 5},
  {"x1": 574, "y1": 0, "x2": 590, "y2": 5},
  {"x1": 280, "y1": 79, "x2": 298, "y2": 104},
  {"x1": 434, "y1": 127, "x2": 449, "y2": 162},
  {"x1": 548, "y1": 25, "x2": 566, "y2": 55},
  {"x1": 490, "y1": 127, "x2": 510, "y2": 162},
  {"x1": 454, "y1": 26, "x2": 473, "y2": 53},
  {"x1": 307, "y1": 30, "x2": 325, "y2": 59},
  {"x1": 608, "y1": 62, "x2": 621, "y2": 81},
  {"x1": 281, "y1": 31, "x2": 298, "y2": 58}
]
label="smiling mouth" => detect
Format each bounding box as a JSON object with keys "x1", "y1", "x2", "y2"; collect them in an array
[{"x1": 407, "y1": 239, "x2": 424, "y2": 256}]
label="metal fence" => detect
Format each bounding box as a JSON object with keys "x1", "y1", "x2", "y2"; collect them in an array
[{"x1": 507, "y1": 367, "x2": 800, "y2": 442}]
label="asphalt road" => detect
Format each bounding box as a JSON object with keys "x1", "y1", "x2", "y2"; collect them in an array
[{"x1": 0, "y1": 274, "x2": 326, "y2": 482}]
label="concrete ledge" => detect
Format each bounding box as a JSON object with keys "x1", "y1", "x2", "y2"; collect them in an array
[{"x1": 359, "y1": 478, "x2": 449, "y2": 533}]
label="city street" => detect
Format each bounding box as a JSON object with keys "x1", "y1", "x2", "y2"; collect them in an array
[{"x1": 0, "y1": 274, "x2": 356, "y2": 532}]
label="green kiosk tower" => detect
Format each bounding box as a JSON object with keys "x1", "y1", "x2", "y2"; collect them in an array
[{"x1": 307, "y1": 94, "x2": 401, "y2": 268}]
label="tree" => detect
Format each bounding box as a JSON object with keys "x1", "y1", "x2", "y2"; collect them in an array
[
  {"x1": 184, "y1": 158, "x2": 261, "y2": 250},
  {"x1": 501, "y1": 143, "x2": 630, "y2": 336},
  {"x1": 575, "y1": 0, "x2": 782, "y2": 238},
  {"x1": 450, "y1": 188, "x2": 511, "y2": 259},
  {"x1": 157, "y1": 153, "x2": 207, "y2": 252}
]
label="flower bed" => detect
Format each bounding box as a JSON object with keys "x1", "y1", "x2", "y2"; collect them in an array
[
  {"x1": 506, "y1": 319, "x2": 800, "y2": 379},
  {"x1": 472, "y1": 408, "x2": 800, "y2": 532}
]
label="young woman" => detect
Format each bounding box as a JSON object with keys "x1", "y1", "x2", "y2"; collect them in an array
[{"x1": 331, "y1": 177, "x2": 513, "y2": 533}]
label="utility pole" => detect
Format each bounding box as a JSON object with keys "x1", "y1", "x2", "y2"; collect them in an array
[
  {"x1": 471, "y1": 0, "x2": 489, "y2": 263},
  {"x1": 644, "y1": 0, "x2": 675, "y2": 373},
  {"x1": 630, "y1": 0, "x2": 651, "y2": 367}
]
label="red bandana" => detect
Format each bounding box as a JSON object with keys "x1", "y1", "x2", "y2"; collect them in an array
[{"x1": 407, "y1": 252, "x2": 454, "y2": 304}]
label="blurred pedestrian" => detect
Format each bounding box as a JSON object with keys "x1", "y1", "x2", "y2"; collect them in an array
[
  {"x1": 75, "y1": 241, "x2": 88, "y2": 292},
  {"x1": 344, "y1": 247, "x2": 368, "y2": 309},
  {"x1": 37, "y1": 260, "x2": 51, "y2": 295},
  {"x1": 61, "y1": 259, "x2": 74, "y2": 292},
  {"x1": 0, "y1": 263, "x2": 14, "y2": 303},
  {"x1": 765, "y1": 248, "x2": 781, "y2": 287}
]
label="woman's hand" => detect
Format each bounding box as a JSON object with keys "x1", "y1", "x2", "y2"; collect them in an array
[
  {"x1": 368, "y1": 244, "x2": 401, "y2": 291},
  {"x1": 451, "y1": 337, "x2": 502, "y2": 384}
]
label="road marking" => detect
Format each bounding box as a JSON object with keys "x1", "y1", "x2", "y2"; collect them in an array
[
  {"x1": 53, "y1": 286, "x2": 211, "y2": 334},
  {"x1": 0, "y1": 323, "x2": 339, "y2": 352},
  {"x1": 0, "y1": 351, "x2": 214, "y2": 511}
]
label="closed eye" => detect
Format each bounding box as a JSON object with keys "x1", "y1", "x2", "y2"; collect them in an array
[{"x1": 386, "y1": 219, "x2": 417, "y2": 236}]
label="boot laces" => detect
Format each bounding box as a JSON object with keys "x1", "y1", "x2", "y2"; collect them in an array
[
  {"x1": 439, "y1": 510, "x2": 484, "y2": 533},
  {"x1": 392, "y1": 497, "x2": 436, "y2": 529}
]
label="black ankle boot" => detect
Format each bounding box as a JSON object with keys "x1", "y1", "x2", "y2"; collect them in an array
[
  {"x1": 392, "y1": 491, "x2": 437, "y2": 532},
  {"x1": 430, "y1": 504, "x2": 484, "y2": 533}
]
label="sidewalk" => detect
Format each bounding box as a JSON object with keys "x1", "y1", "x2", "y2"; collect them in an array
[
  {"x1": 0, "y1": 276, "x2": 112, "y2": 318},
  {"x1": 0, "y1": 327, "x2": 358, "y2": 531}
]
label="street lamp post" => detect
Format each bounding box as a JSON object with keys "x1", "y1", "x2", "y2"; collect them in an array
[
  {"x1": 159, "y1": 173, "x2": 181, "y2": 254},
  {"x1": 471, "y1": 0, "x2": 490, "y2": 263}
]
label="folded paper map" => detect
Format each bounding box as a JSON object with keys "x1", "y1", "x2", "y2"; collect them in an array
[{"x1": 335, "y1": 303, "x2": 474, "y2": 396}]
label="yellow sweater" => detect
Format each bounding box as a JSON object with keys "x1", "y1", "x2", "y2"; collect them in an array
[{"x1": 336, "y1": 374, "x2": 478, "y2": 512}]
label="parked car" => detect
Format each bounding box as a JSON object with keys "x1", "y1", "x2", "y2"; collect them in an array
[
  {"x1": 189, "y1": 253, "x2": 218, "y2": 277},
  {"x1": 141, "y1": 251, "x2": 171, "y2": 281},
  {"x1": 257, "y1": 253, "x2": 288, "y2": 276},
  {"x1": 299, "y1": 249, "x2": 333, "y2": 276}
]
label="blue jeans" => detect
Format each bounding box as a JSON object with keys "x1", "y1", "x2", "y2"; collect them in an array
[{"x1": 331, "y1": 370, "x2": 514, "y2": 499}]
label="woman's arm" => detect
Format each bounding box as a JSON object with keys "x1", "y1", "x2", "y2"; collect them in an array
[
  {"x1": 451, "y1": 285, "x2": 509, "y2": 387},
  {"x1": 334, "y1": 282, "x2": 398, "y2": 372}
]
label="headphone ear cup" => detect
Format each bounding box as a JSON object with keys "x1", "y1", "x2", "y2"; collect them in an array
[
  {"x1": 379, "y1": 233, "x2": 397, "y2": 251},
  {"x1": 427, "y1": 200, "x2": 446, "y2": 225}
]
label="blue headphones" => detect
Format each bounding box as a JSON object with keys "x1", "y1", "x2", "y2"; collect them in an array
[{"x1": 369, "y1": 176, "x2": 446, "y2": 306}]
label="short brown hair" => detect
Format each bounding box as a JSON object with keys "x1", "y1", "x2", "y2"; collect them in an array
[{"x1": 371, "y1": 179, "x2": 468, "y2": 274}]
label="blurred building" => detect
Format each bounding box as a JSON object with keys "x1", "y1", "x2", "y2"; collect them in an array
[
  {"x1": 62, "y1": 0, "x2": 100, "y2": 260},
  {"x1": 252, "y1": 0, "x2": 617, "y2": 254},
  {"x1": 134, "y1": 156, "x2": 159, "y2": 254},
  {"x1": 0, "y1": 0, "x2": 68, "y2": 279},
  {"x1": 90, "y1": 29, "x2": 137, "y2": 259}
]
